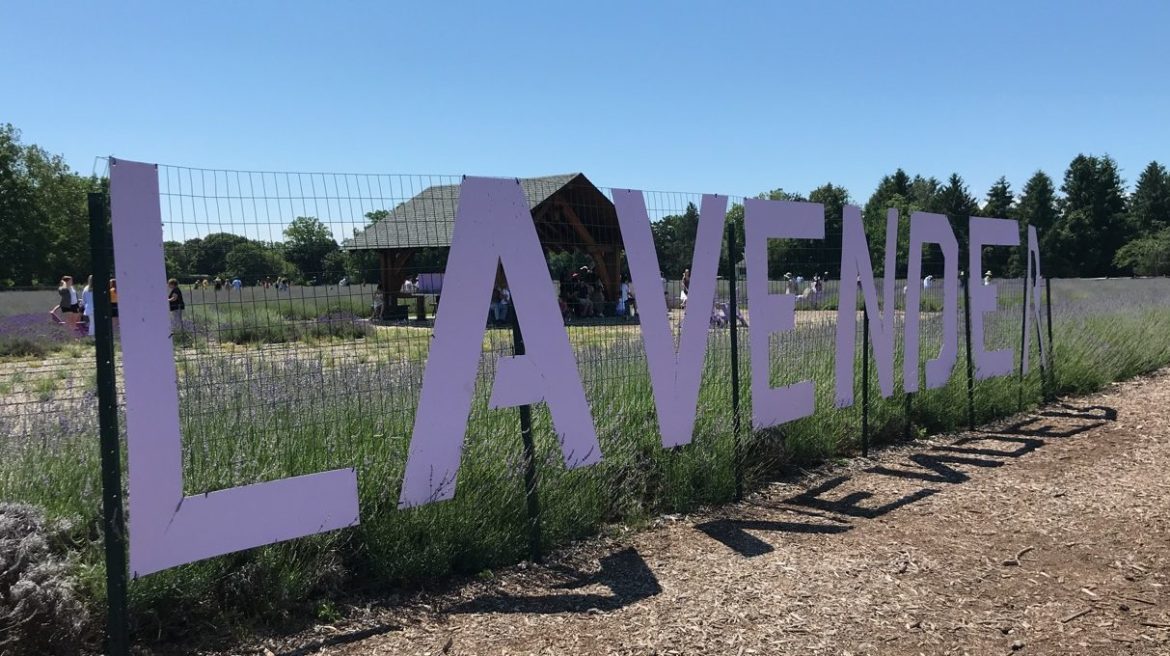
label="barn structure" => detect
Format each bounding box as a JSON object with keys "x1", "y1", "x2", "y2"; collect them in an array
[{"x1": 344, "y1": 173, "x2": 625, "y2": 319}]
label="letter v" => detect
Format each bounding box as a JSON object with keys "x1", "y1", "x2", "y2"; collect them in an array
[{"x1": 612, "y1": 191, "x2": 728, "y2": 447}]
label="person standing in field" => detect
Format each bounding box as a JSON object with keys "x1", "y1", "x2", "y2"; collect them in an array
[
  {"x1": 82, "y1": 275, "x2": 95, "y2": 336},
  {"x1": 680, "y1": 268, "x2": 691, "y2": 308},
  {"x1": 167, "y1": 278, "x2": 186, "y2": 333},
  {"x1": 49, "y1": 276, "x2": 80, "y2": 328},
  {"x1": 109, "y1": 278, "x2": 119, "y2": 332}
]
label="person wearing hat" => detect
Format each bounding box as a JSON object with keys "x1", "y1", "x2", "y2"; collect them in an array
[
  {"x1": 784, "y1": 272, "x2": 794, "y2": 295},
  {"x1": 983, "y1": 270, "x2": 992, "y2": 286}
]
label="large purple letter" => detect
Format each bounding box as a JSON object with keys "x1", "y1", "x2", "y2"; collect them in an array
[
  {"x1": 612, "y1": 191, "x2": 728, "y2": 447},
  {"x1": 968, "y1": 216, "x2": 1020, "y2": 380},
  {"x1": 835, "y1": 206, "x2": 898, "y2": 407},
  {"x1": 398, "y1": 177, "x2": 601, "y2": 508},
  {"x1": 745, "y1": 199, "x2": 824, "y2": 428},
  {"x1": 110, "y1": 159, "x2": 360, "y2": 577},
  {"x1": 903, "y1": 212, "x2": 960, "y2": 392},
  {"x1": 1022, "y1": 225, "x2": 1046, "y2": 373}
]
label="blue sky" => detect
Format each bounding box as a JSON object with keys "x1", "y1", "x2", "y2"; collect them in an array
[{"x1": 3, "y1": 0, "x2": 1168, "y2": 205}]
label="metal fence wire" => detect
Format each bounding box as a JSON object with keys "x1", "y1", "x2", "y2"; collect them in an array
[{"x1": 4, "y1": 166, "x2": 1170, "y2": 655}]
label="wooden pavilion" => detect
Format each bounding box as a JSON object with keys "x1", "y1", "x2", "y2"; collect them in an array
[{"x1": 344, "y1": 173, "x2": 625, "y2": 318}]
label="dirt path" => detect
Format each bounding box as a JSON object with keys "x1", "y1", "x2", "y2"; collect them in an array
[{"x1": 255, "y1": 369, "x2": 1170, "y2": 656}]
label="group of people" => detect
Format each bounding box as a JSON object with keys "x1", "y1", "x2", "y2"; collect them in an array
[
  {"x1": 49, "y1": 275, "x2": 119, "y2": 336},
  {"x1": 192, "y1": 277, "x2": 244, "y2": 291},
  {"x1": 557, "y1": 266, "x2": 638, "y2": 322}
]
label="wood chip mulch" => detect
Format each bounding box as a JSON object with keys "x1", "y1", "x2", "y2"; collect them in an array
[{"x1": 231, "y1": 369, "x2": 1170, "y2": 656}]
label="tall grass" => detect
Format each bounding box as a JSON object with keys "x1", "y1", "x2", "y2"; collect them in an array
[{"x1": 1, "y1": 278, "x2": 1168, "y2": 642}]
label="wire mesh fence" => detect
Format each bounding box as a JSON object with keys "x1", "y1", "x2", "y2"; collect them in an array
[{"x1": 3, "y1": 166, "x2": 1170, "y2": 593}]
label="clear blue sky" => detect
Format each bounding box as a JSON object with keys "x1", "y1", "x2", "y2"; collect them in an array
[{"x1": 4, "y1": 0, "x2": 1168, "y2": 204}]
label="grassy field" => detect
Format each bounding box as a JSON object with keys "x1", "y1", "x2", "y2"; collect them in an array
[{"x1": 1, "y1": 277, "x2": 1169, "y2": 645}]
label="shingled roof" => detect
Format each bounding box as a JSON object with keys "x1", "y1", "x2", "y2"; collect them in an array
[{"x1": 344, "y1": 173, "x2": 590, "y2": 251}]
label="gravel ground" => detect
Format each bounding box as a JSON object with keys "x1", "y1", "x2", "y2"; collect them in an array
[{"x1": 232, "y1": 368, "x2": 1170, "y2": 656}]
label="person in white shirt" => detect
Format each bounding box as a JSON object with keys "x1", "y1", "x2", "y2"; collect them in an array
[{"x1": 82, "y1": 275, "x2": 95, "y2": 336}]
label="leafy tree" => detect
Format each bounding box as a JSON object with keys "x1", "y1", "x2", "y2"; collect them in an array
[
  {"x1": 1114, "y1": 228, "x2": 1170, "y2": 276},
  {"x1": 224, "y1": 242, "x2": 292, "y2": 284},
  {"x1": 651, "y1": 202, "x2": 700, "y2": 278},
  {"x1": 1128, "y1": 160, "x2": 1170, "y2": 236},
  {"x1": 908, "y1": 175, "x2": 943, "y2": 212},
  {"x1": 164, "y1": 241, "x2": 192, "y2": 279},
  {"x1": 283, "y1": 216, "x2": 339, "y2": 281},
  {"x1": 0, "y1": 124, "x2": 92, "y2": 286},
  {"x1": 321, "y1": 250, "x2": 349, "y2": 284},
  {"x1": 720, "y1": 203, "x2": 744, "y2": 279},
  {"x1": 808, "y1": 183, "x2": 851, "y2": 278},
  {"x1": 192, "y1": 232, "x2": 250, "y2": 276}
]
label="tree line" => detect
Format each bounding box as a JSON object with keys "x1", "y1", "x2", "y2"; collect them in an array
[{"x1": 2, "y1": 122, "x2": 1168, "y2": 288}]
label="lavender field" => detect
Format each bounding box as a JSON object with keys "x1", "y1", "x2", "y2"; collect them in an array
[{"x1": 1, "y1": 277, "x2": 1168, "y2": 641}]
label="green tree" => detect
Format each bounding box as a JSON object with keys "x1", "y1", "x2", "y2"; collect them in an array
[
  {"x1": 980, "y1": 176, "x2": 1017, "y2": 276},
  {"x1": 807, "y1": 183, "x2": 851, "y2": 277},
  {"x1": 720, "y1": 203, "x2": 744, "y2": 279},
  {"x1": 224, "y1": 242, "x2": 292, "y2": 284},
  {"x1": 1015, "y1": 171, "x2": 1060, "y2": 261},
  {"x1": 862, "y1": 170, "x2": 915, "y2": 276},
  {"x1": 651, "y1": 202, "x2": 700, "y2": 278},
  {"x1": 321, "y1": 250, "x2": 349, "y2": 284},
  {"x1": 283, "y1": 216, "x2": 339, "y2": 281},
  {"x1": 1052, "y1": 154, "x2": 1128, "y2": 276},
  {"x1": 908, "y1": 175, "x2": 943, "y2": 212},
  {"x1": 1114, "y1": 228, "x2": 1170, "y2": 276},
  {"x1": 1128, "y1": 161, "x2": 1170, "y2": 236},
  {"x1": 937, "y1": 173, "x2": 978, "y2": 255},
  {"x1": 192, "y1": 233, "x2": 250, "y2": 276},
  {"x1": 0, "y1": 124, "x2": 92, "y2": 286}
]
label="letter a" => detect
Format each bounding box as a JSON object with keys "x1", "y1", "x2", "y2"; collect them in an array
[
  {"x1": 612, "y1": 190, "x2": 728, "y2": 447},
  {"x1": 398, "y1": 177, "x2": 602, "y2": 508}
]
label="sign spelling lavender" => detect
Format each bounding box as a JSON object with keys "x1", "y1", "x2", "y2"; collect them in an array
[{"x1": 109, "y1": 159, "x2": 1044, "y2": 577}]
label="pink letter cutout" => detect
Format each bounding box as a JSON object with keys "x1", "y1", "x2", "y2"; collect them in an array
[
  {"x1": 110, "y1": 159, "x2": 359, "y2": 578},
  {"x1": 903, "y1": 212, "x2": 960, "y2": 392},
  {"x1": 612, "y1": 191, "x2": 728, "y2": 447},
  {"x1": 968, "y1": 216, "x2": 1021, "y2": 380},
  {"x1": 835, "y1": 206, "x2": 898, "y2": 407},
  {"x1": 1022, "y1": 225, "x2": 1046, "y2": 373},
  {"x1": 744, "y1": 199, "x2": 824, "y2": 428},
  {"x1": 398, "y1": 177, "x2": 601, "y2": 508}
]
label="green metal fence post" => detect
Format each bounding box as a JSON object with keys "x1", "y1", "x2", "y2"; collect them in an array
[
  {"x1": 90, "y1": 192, "x2": 130, "y2": 656},
  {"x1": 962, "y1": 271, "x2": 976, "y2": 431},
  {"x1": 861, "y1": 308, "x2": 870, "y2": 457},
  {"x1": 726, "y1": 221, "x2": 743, "y2": 501},
  {"x1": 1017, "y1": 275, "x2": 1029, "y2": 411},
  {"x1": 509, "y1": 308, "x2": 542, "y2": 562},
  {"x1": 1045, "y1": 276, "x2": 1056, "y2": 399}
]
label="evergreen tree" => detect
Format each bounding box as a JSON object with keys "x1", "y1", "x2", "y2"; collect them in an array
[
  {"x1": 980, "y1": 176, "x2": 1017, "y2": 275},
  {"x1": 937, "y1": 173, "x2": 978, "y2": 254},
  {"x1": 1014, "y1": 171, "x2": 1060, "y2": 275},
  {"x1": 1053, "y1": 154, "x2": 1128, "y2": 276},
  {"x1": 1128, "y1": 160, "x2": 1170, "y2": 236}
]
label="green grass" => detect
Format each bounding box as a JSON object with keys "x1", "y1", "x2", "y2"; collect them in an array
[{"x1": 1, "y1": 279, "x2": 1169, "y2": 646}]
